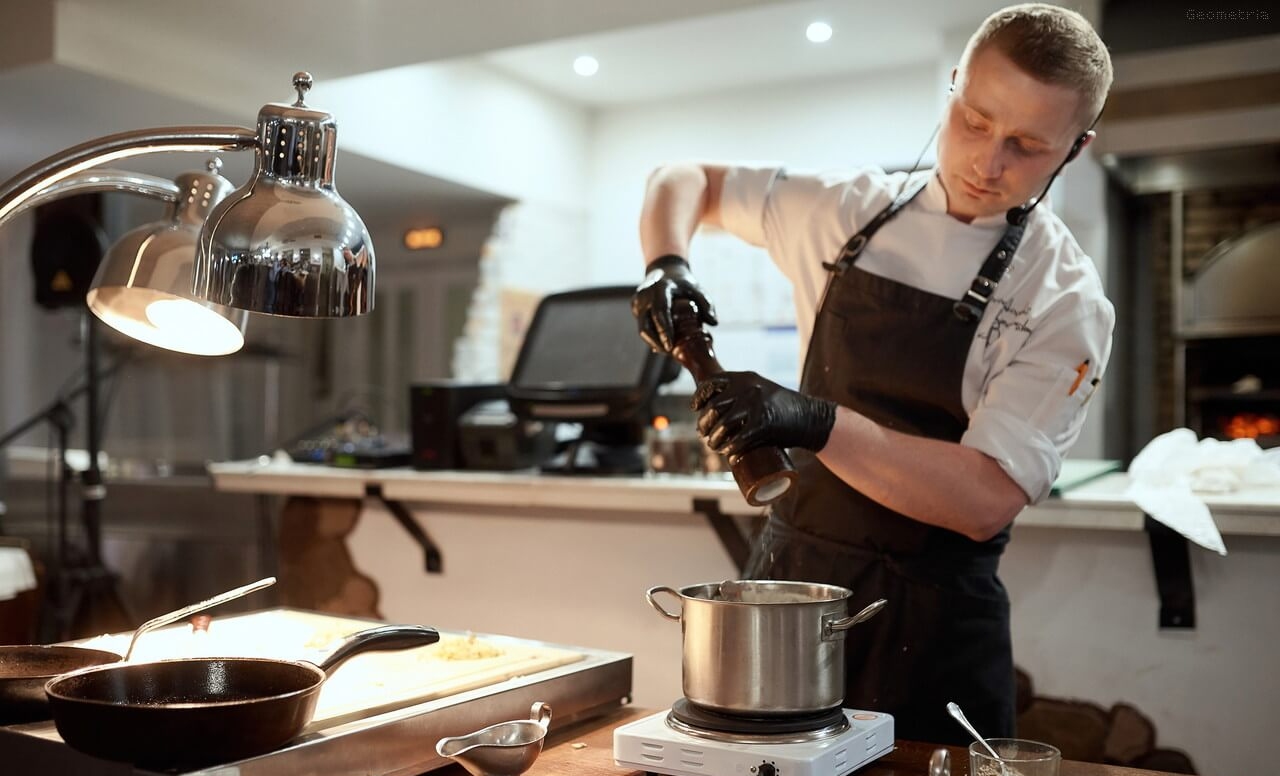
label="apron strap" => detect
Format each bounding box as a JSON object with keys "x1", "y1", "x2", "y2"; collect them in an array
[
  {"x1": 952, "y1": 219, "x2": 1027, "y2": 322},
  {"x1": 823, "y1": 176, "x2": 929, "y2": 277}
]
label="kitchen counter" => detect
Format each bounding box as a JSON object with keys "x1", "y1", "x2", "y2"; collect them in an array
[
  {"x1": 208, "y1": 458, "x2": 1280, "y2": 536},
  {"x1": 455, "y1": 705, "x2": 1186, "y2": 776},
  {"x1": 205, "y1": 458, "x2": 1280, "y2": 776}
]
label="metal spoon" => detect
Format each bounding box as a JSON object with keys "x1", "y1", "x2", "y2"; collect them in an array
[
  {"x1": 946, "y1": 701, "x2": 1008, "y2": 775},
  {"x1": 123, "y1": 576, "x2": 276, "y2": 660}
]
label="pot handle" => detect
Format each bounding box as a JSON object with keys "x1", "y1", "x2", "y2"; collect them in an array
[
  {"x1": 645, "y1": 586, "x2": 683, "y2": 622},
  {"x1": 823, "y1": 598, "x2": 888, "y2": 638}
]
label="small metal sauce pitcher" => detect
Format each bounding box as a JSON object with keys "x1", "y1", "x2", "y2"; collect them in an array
[{"x1": 436, "y1": 702, "x2": 553, "y2": 776}]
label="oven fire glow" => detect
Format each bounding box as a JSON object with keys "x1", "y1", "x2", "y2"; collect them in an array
[{"x1": 1221, "y1": 412, "x2": 1280, "y2": 440}]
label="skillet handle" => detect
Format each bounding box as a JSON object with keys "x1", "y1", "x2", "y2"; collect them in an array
[{"x1": 318, "y1": 625, "x2": 441, "y2": 676}]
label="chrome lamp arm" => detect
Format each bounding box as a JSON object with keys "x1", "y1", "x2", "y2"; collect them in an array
[
  {"x1": 14, "y1": 169, "x2": 182, "y2": 214},
  {"x1": 0, "y1": 126, "x2": 258, "y2": 227}
]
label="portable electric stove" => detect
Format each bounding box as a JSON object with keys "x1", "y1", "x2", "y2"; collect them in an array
[{"x1": 614, "y1": 700, "x2": 894, "y2": 776}]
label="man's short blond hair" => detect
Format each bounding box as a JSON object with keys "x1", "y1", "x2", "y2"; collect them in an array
[{"x1": 961, "y1": 3, "x2": 1113, "y2": 132}]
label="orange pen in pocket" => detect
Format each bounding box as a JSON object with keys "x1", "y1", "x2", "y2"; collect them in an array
[{"x1": 1068, "y1": 359, "x2": 1090, "y2": 396}]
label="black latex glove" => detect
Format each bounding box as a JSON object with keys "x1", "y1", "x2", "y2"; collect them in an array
[
  {"x1": 631, "y1": 254, "x2": 718, "y2": 352},
  {"x1": 692, "y1": 371, "x2": 837, "y2": 462}
]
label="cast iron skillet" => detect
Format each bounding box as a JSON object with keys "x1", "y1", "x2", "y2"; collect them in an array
[
  {"x1": 1, "y1": 577, "x2": 276, "y2": 724},
  {"x1": 45, "y1": 624, "x2": 440, "y2": 769},
  {"x1": 0, "y1": 645, "x2": 120, "y2": 723}
]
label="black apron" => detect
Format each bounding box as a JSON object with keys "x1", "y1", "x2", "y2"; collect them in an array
[{"x1": 744, "y1": 175, "x2": 1026, "y2": 746}]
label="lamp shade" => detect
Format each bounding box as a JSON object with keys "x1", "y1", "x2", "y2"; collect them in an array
[
  {"x1": 193, "y1": 73, "x2": 374, "y2": 318},
  {"x1": 87, "y1": 164, "x2": 248, "y2": 356}
]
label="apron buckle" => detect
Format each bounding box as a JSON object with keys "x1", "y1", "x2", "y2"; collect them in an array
[{"x1": 822, "y1": 234, "x2": 868, "y2": 277}]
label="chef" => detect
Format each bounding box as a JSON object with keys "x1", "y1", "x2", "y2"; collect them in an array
[{"x1": 631, "y1": 4, "x2": 1115, "y2": 745}]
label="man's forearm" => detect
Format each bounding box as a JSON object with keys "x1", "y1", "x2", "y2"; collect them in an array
[
  {"x1": 816, "y1": 407, "x2": 1029, "y2": 542},
  {"x1": 639, "y1": 164, "x2": 711, "y2": 262}
]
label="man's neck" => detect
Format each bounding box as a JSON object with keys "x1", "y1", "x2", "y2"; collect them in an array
[{"x1": 934, "y1": 176, "x2": 980, "y2": 224}]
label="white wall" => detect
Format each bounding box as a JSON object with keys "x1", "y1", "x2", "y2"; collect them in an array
[
  {"x1": 321, "y1": 61, "x2": 593, "y2": 213},
  {"x1": 587, "y1": 63, "x2": 944, "y2": 285},
  {"x1": 308, "y1": 63, "x2": 599, "y2": 384}
]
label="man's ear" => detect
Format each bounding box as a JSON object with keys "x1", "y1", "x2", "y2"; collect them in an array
[{"x1": 1066, "y1": 130, "x2": 1097, "y2": 162}]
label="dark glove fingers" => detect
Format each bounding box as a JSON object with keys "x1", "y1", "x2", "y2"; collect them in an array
[
  {"x1": 690, "y1": 375, "x2": 730, "y2": 411},
  {"x1": 721, "y1": 425, "x2": 767, "y2": 461},
  {"x1": 688, "y1": 288, "x2": 718, "y2": 327},
  {"x1": 639, "y1": 311, "x2": 667, "y2": 353},
  {"x1": 696, "y1": 392, "x2": 737, "y2": 436},
  {"x1": 629, "y1": 291, "x2": 648, "y2": 321},
  {"x1": 706, "y1": 407, "x2": 751, "y2": 452},
  {"x1": 638, "y1": 326, "x2": 663, "y2": 353},
  {"x1": 651, "y1": 289, "x2": 679, "y2": 351},
  {"x1": 696, "y1": 405, "x2": 720, "y2": 438}
]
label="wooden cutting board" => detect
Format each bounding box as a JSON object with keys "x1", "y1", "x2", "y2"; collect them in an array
[{"x1": 75, "y1": 608, "x2": 585, "y2": 727}]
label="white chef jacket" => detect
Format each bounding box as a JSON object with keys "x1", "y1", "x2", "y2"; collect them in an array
[{"x1": 718, "y1": 164, "x2": 1115, "y2": 504}]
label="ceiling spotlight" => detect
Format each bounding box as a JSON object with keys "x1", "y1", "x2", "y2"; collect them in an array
[
  {"x1": 573, "y1": 55, "x2": 599, "y2": 77},
  {"x1": 806, "y1": 21, "x2": 833, "y2": 43}
]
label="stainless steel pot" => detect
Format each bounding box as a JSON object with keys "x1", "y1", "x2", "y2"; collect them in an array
[{"x1": 647, "y1": 580, "x2": 886, "y2": 716}]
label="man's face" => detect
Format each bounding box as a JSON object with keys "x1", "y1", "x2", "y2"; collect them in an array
[{"x1": 937, "y1": 45, "x2": 1086, "y2": 222}]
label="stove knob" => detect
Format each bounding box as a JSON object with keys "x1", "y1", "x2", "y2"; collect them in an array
[{"x1": 755, "y1": 762, "x2": 777, "y2": 776}]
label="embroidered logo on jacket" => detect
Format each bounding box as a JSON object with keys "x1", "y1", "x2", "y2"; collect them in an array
[{"x1": 981, "y1": 297, "x2": 1034, "y2": 349}]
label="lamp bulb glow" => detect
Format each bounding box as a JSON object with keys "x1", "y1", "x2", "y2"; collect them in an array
[{"x1": 573, "y1": 55, "x2": 599, "y2": 77}]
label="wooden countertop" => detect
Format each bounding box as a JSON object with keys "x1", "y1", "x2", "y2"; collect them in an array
[{"x1": 448, "y1": 706, "x2": 1184, "y2": 776}]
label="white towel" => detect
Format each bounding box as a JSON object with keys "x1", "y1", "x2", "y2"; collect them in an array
[
  {"x1": 1125, "y1": 429, "x2": 1280, "y2": 556},
  {"x1": 0, "y1": 546, "x2": 37, "y2": 601}
]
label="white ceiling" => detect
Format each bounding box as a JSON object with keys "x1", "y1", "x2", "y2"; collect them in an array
[
  {"x1": 50, "y1": 0, "x2": 794, "y2": 106},
  {"x1": 1, "y1": 0, "x2": 1017, "y2": 222},
  {"x1": 483, "y1": 0, "x2": 1004, "y2": 106},
  {"x1": 0, "y1": 64, "x2": 508, "y2": 224}
]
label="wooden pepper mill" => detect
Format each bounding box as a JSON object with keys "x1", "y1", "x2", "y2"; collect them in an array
[{"x1": 670, "y1": 298, "x2": 798, "y2": 506}]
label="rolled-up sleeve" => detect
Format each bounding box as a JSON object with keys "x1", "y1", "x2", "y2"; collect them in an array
[
  {"x1": 961, "y1": 296, "x2": 1116, "y2": 504},
  {"x1": 719, "y1": 165, "x2": 783, "y2": 247}
]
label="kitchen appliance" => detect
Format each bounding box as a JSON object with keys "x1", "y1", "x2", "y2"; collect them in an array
[
  {"x1": 646, "y1": 581, "x2": 886, "y2": 715},
  {"x1": 457, "y1": 399, "x2": 557, "y2": 470},
  {"x1": 506, "y1": 286, "x2": 677, "y2": 475},
  {"x1": 0, "y1": 608, "x2": 631, "y2": 776},
  {"x1": 613, "y1": 706, "x2": 895, "y2": 776},
  {"x1": 1176, "y1": 222, "x2": 1280, "y2": 449},
  {"x1": 410, "y1": 381, "x2": 507, "y2": 469}
]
